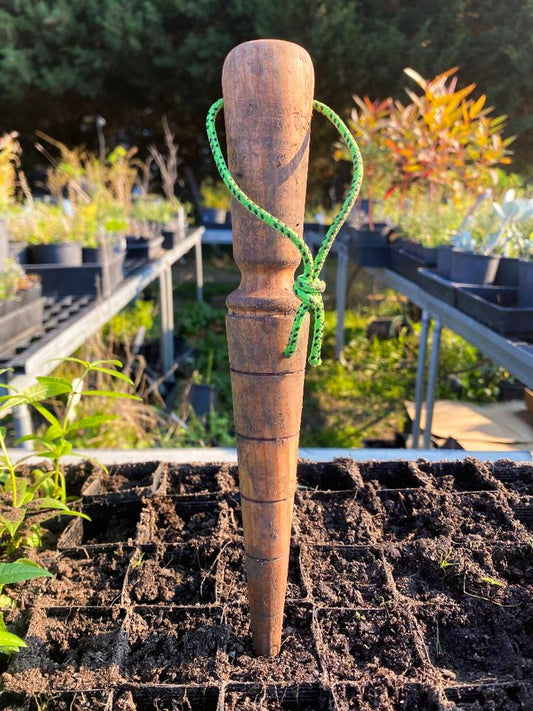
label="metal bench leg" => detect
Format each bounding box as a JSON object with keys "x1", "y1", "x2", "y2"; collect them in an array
[
  {"x1": 335, "y1": 243, "x2": 348, "y2": 362},
  {"x1": 423, "y1": 319, "x2": 442, "y2": 449},
  {"x1": 14, "y1": 405, "x2": 33, "y2": 448},
  {"x1": 159, "y1": 266, "x2": 175, "y2": 375},
  {"x1": 412, "y1": 310, "x2": 431, "y2": 449},
  {"x1": 195, "y1": 238, "x2": 204, "y2": 302}
]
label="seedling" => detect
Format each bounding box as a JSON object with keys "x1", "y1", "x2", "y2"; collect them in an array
[
  {"x1": 438, "y1": 548, "x2": 458, "y2": 573},
  {"x1": 0, "y1": 358, "x2": 140, "y2": 552},
  {"x1": 479, "y1": 575, "x2": 506, "y2": 588},
  {"x1": 0, "y1": 559, "x2": 52, "y2": 654}
]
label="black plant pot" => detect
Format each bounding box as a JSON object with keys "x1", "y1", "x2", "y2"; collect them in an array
[
  {"x1": 24, "y1": 253, "x2": 124, "y2": 298},
  {"x1": 82, "y1": 238, "x2": 125, "y2": 264},
  {"x1": 389, "y1": 238, "x2": 437, "y2": 284},
  {"x1": 518, "y1": 259, "x2": 533, "y2": 307},
  {"x1": 449, "y1": 249, "x2": 500, "y2": 285},
  {"x1": 200, "y1": 207, "x2": 231, "y2": 228},
  {"x1": 341, "y1": 224, "x2": 389, "y2": 267},
  {"x1": 125, "y1": 235, "x2": 164, "y2": 260},
  {"x1": 495, "y1": 257, "x2": 520, "y2": 287},
  {"x1": 188, "y1": 383, "x2": 218, "y2": 417},
  {"x1": 8, "y1": 241, "x2": 27, "y2": 265},
  {"x1": 436, "y1": 245, "x2": 453, "y2": 278},
  {"x1": 28, "y1": 242, "x2": 82, "y2": 266}
]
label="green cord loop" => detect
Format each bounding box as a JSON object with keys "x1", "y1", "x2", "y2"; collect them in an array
[{"x1": 206, "y1": 97, "x2": 363, "y2": 366}]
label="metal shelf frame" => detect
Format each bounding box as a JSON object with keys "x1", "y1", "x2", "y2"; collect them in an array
[
  {"x1": 335, "y1": 264, "x2": 533, "y2": 448},
  {"x1": 4, "y1": 227, "x2": 204, "y2": 440}
]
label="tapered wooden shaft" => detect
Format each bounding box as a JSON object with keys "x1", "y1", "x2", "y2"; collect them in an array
[{"x1": 222, "y1": 40, "x2": 314, "y2": 656}]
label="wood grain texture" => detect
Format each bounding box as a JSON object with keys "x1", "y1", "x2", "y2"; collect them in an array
[{"x1": 222, "y1": 39, "x2": 314, "y2": 656}]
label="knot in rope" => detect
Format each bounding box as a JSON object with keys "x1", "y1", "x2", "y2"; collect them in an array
[
  {"x1": 294, "y1": 273, "x2": 325, "y2": 303},
  {"x1": 206, "y1": 98, "x2": 363, "y2": 366}
]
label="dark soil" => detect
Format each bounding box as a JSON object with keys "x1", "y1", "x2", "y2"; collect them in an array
[{"x1": 1, "y1": 457, "x2": 532, "y2": 710}]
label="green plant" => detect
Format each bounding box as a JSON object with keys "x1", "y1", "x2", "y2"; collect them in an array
[
  {"x1": 148, "y1": 116, "x2": 181, "y2": 204},
  {"x1": 0, "y1": 260, "x2": 39, "y2": 301},
  {"x1": 0, "y1": 359, "x2": 140, "y2": 551},
  {"x1": 0, "y1": 560, "x2": 52, "y2": 654},
  {"x1": 131, "y1": 197, "x2": 181, "y2": 225},
  {"x1": 336, "y1": 96, "x2": 391, "y2": 229},
  {"x1": 385, "y1": 67, "x2": 513, "y2": 205},
  {"x1": 438, "y1": 548, "x2": 458, "y2": 572},
  {"x1": 0, "y1": 131, "x2": 20, "y2": 213},
  {"x1": 199, "y1": 177, "x2": 231, "y2": 210}
]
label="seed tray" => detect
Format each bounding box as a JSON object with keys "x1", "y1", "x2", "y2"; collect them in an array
[
  {"x1": 389, "y1": 243, "x2": 437, "y2": 285},
  {"x1": 125, "y1": 235, "x2": 164, "y2": 260},
  {"x1": 123, "y1": 603, "x2": 320, "y2": 686},
  {"x1": 164, "y1": 462, "x2": 235, "y2": 497},
  {"x1": 126, "y1": 542, "x2": 219, "y2": 606},
  {"x1": 58, "y1": 500, "x2": 143, "y2": 549},
  {"x1": 81, "y1": 461, "x2": 166, "y2": 502},
  {"x1": 115, "y1": 685, "x2": 221, "y2": 710},
  {"x1": 6, "y1": 606, "x2": 127, "y2": 693},
  {"x1": 340, "y1": 225, "x2": 390, "y2": 267},
  {"x1": 26, "y1": 544, "x2": 133, "y2": 608},
  {"x1": 4, "y1": 458, "x2": 533, "y2": 709},
  {"x1": 315, "y1": 607, "x2": 425, "y2": 682},
  {"x1": 223, "y1": 683, "x2": 334, "y2": 710},
  {"x1": 24, "y1": 252, "x2": 125, "y2": 298},
  {"x1": 444, "y1": 682, "x2": 533, "y2": 709},
  {"x1": 299, "y1": 544, "x2": 391, "y2": 607},
  {"x1": 0, "y1": 291, "x2": 45, "y2": 354},
  {"x1": 417, "y1": 268, "x2": 459, "y2": 305},
  {"x1": 456, "y1": 285, "x2": 533, "y2": 338}
]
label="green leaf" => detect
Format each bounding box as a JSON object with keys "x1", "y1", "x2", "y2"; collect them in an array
[
  {"x1": 41, "y1": 422, "x2": 65, "y2": 442},
  {"x1": 0, "y1": 594, "x2": 15, "y2": 609},
  {"x1": 0, "y1": 380, "x2": 72, "y2": 409},
  {"x1": 14, "y1": 434, "x2": 41, "y2": 444},
  {"x1": 66, "y1": 414, "x2": 118, "y2": 433},
  {"x1": 80, "y1": 390, "x2": 142, "y2": 401},
  {"x1": 35, "y1": 376, "x2": 73, "y2": 389},
  {"x1": 49, "y1": 356, "x2": 89, "y2": 368},
  {"x1": 0, "y1": 510, "x2": 26, "y2": 538},
  {"x1": 0, "y1": 629, "x2": 26, "y2": 654},
  {"x1": 31, "y1": 402, "x2": 62, "y2": 429},
  {"x1": 32, "y1": 498, "x2": 90, "y2": 520},
  {"x1": 89, "y1": 359, "x2": 124, "y2": 368},
  {"x1": 0, "y1": 561, "x2": 52, "y2": 586},
  {"x1": 34, "y1": 439, "x2": 72, "y2": 459},
  {"x1": 87, "y1": 366, "x2": 134, "y2": 384}
]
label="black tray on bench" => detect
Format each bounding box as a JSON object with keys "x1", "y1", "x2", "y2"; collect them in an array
[{"x1": 456, "y1": 285, "x2": 533, "y2": 339}]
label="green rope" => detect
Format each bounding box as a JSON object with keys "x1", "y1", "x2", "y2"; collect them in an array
[{"x1": 206, "y1": 98, "x2": 363, "y2": 366}]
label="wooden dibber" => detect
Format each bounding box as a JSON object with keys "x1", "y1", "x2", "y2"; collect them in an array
[{"x1": 222, "y1": 40, "x2": 314, "y2": 656}]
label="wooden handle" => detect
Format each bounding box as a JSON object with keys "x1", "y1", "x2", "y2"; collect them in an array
[{"x1": 222, "y1": 39, "x2": 314, "y2": 656}]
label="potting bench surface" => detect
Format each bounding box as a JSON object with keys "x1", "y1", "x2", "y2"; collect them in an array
[{"x1": 7, "y1": 447, "x2": 532, "y2": 466}]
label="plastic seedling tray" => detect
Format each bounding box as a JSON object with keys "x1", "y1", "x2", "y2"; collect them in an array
[
  {"x1": 23, "y1": 252, "x2": 125, "y2": 297},
  {"x1": 389, "y1": 244, "x2": 437, "y2": 284},
  {"x1": 341, "y1": 225, "x2": 390, "y2": 267},
  {"x1": 125, "y1": 235, "x2": 164, "y2": 259},
  {"x1": 456, "y1": 285, "x2": 533, "y2": 338},
  {"x1": 4, "y1": 459, "x2": 532, "y2": 708},
  {"x1": 0, "y1": 283, "x2": 44, "y2": 352},
  {"x1": 81, "y1": 461, "x2": 166, "y2": 503}
]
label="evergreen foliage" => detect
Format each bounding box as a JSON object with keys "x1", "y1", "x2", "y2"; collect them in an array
[{"x1": 0, "y1": 1, "x2": 531, "y2": 183}]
